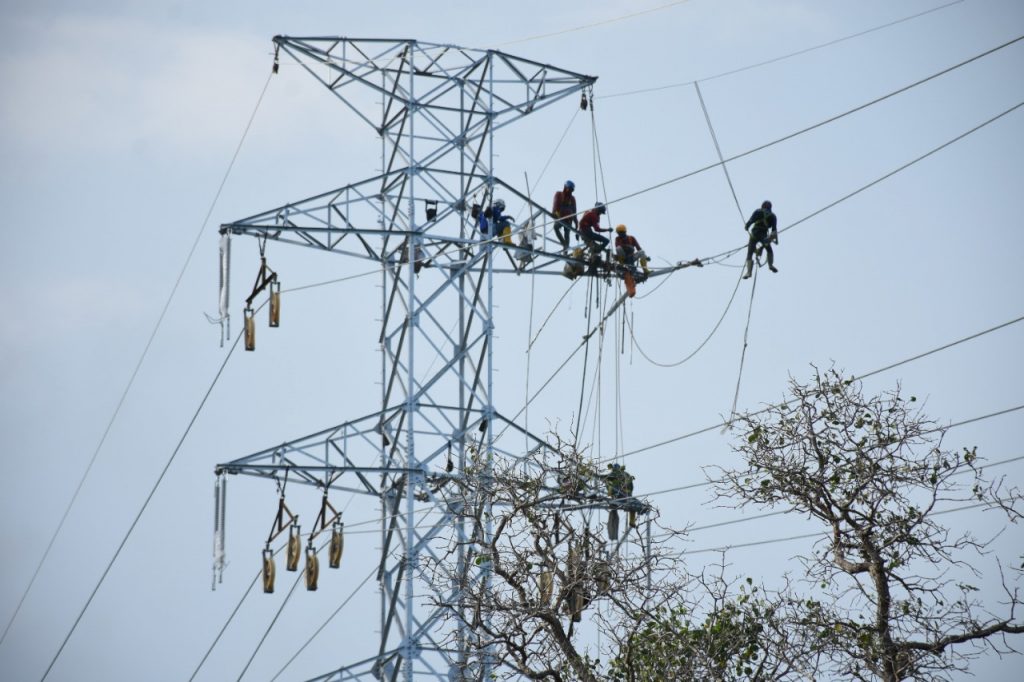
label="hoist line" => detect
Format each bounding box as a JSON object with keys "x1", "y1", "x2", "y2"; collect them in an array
[
  {"x1": 0, "y1": 69, "x2": 276, "y2": 654},
  {"x1": 695, "y1": 81, "x2": 744, "y2": 219},
  {"x1": 573, "y1": 278, "x2": 595, "y2": 446},
  {"x1": 722, "y1": 266, "x2": 759, "y2": 432},
  {"x1": 269, "y1": 565, "x2": 377, "y2": 681},
  {"x1": 600, "y1": 0, "x2": 965, "y2": 98},
  {"x1": 601, "y1": 33, "x2": 1024, "y2": 212},
  {"x1": 598, "y1": 315, "x2": 1024, "y2": 465}
]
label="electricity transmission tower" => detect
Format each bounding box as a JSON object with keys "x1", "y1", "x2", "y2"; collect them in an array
[{"x1": 214, "y1": 36, "x2": 599, "y2": 681}]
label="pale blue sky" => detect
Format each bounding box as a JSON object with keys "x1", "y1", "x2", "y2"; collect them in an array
[{"x1": 1, "y1": 1, "x2": 1022, "y2": 680}]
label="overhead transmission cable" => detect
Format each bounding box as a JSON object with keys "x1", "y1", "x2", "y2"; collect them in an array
[
  {"x1": 602, "y1": 33, "x2": 1024, "y2": 211},
  {"x1": 626, "y1": 100, "x2": 1024, "y2": 366},
  {"x1": 605, "y1": 314, "x2": 1024, "y2": 464},
  {"x1": 0, "y1": 69, "x2": 276, "y2": 653},
  {"x1": 43, "y1": 263, "x2": 378, "y2": 681},
  {"x1": 495, "y1": 98, "x2": 1023, "y2": 451},
  {"x1": 494, "y1": 0, "x2": 694, "y2": 47},
  {"x1": 601, "y1": 0, "x2": 965, "y2": 98}
]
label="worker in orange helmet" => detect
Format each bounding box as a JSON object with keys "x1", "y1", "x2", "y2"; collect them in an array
[{"x1": 614, "y1": 224, "x2": 650, "y2": 276}]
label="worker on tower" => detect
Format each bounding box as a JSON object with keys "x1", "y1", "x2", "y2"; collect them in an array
[
  {"x1": 743, "y1": 200, "x2": 778, "y2": 279},
  {"x1": 579, "y1": 202, "x2": 610, "y2": 252},
  {"x1": 551, "y1": 180, "x2": 578, "y2": 251},
  {"x1": 614, "y1": 224, "x2": 651, "y2": 277},
  {"x1": 605, "y1": 463, "x2": 634, "y2": 501},
  {"x1": 478, "y1": 198, "x2": 511, "y2": 242}
]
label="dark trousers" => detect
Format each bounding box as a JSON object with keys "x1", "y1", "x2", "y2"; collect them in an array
[
  {"x1": 554, "y1": 219, "x2": 575, "y2": 248},
  {"x1": 746, "y1": 230, "x2": 774, "y2": 266},
  {"x1": 582, "y1": 231, "x2": 609, "y2": 250}
]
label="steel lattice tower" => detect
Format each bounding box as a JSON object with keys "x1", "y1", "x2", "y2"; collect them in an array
[{"x1": 215, "y1": 37, "x2": 597, "y2": 681}]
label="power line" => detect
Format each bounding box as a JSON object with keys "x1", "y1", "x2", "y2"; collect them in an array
[
  {"x1": 604, "y1": 34, "x2": 1024, "y2": 210},
  {"x1": 680, "y1": 496, "x2": 1019, "y2": 556},
  {"x1": 41, "y1": 309, "x2": 248, "y2": 681},
  {"x1": 0, "y1": 70, "x2": 276, "y2": 653},
  {"x1": 494, "y1": 0, "x2": 694, "y2": 47},
  {"x1": 269, "y1": 565, "x2": 377, "y2": 681},
  {"x1": 609, "y1": 315, "x2": 1024, "y2": 462},
  {"x1": 601, "y1": 0, "x2": 966, "y2": 98}
]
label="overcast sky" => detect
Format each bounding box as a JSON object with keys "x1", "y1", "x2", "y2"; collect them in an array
[{"x1": 1, "y1": 1, "x2": 1022, "y2": 680}]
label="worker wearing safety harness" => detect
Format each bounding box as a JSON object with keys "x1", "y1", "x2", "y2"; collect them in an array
[
  {"x1": 743, "y1": 200, "x2": 778, "y2": 279},
  {"x1": 479, "y1": 198, "x2": 511, "y2": 241},
  {"x1": 579, "y1": 202, "x2": 611, "y2": 251},
  {"x1": 552, "y1": 180, "x2": 578, "y2": 251},
  {"x1": 614, "y1": 224, "x2": 651, "y2": 276}
]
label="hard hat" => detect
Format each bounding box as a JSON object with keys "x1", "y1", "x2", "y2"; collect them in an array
[
  {"x1": 762, "y1": 200, "x2": 772, "y2": 211},
  {"x1": 615, "y1": 224, "x2": 627, "y2": 233},
  {"x1": 565, "y1": 180, "x2": 575, "y2": 190},
  {"x1": 594, "y1": 202, "x2": 606, "y2": 213},
  {"x1": 493, "y1": 198, "x2": 505, "y2": 211}
]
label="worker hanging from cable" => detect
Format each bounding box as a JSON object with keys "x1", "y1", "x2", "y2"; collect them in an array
[
  {"x1": 579, "y1": 202, "x2": 610, "y2": 254},
  {"x1": 743, "y1": 200, "x2": 779, "y2": 279},
  {"x1": 551, "y1": 180, "x2": 578, "y2": 251},
  {"x1": 614, "y1": 224, "x2": 651, "y2": 278}
]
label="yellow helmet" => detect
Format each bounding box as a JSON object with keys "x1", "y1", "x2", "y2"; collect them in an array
[{"x1": 615, "y1": 224, "x2": 627, "y2": 233}]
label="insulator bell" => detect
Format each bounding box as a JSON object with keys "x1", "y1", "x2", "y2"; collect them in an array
[
  {"x1": 244, "y1": 307, "x2": 256, "y2": 351},
  {"x1": 269, "y1": 281, "x2": 281, "y2": 328},
  {"x1": 262, "y1": 548, "x2": 276, "y2": 593},
  {"x1": 607, "y1": 509, "x2": 620, "y2": 541},
  {"x1": 286, "y1": 524, "x2": 301, "y2": 571},
  {"x1": 538, "y1": 570, "x2": 553, "y2": 606},
  {"x1": 329, "y1": 521, "x2": 344, "y2": 569},
  {"x1": 580, "y1": 92, "x2": 588, "y2": 111},
  {"x1": 305, "y1": 547, "x2": 319, "y2": 591}
]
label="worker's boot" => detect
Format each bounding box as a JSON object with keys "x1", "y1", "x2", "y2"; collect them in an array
[
  {"x1": 768, "y1": 254, "x2": 778, "y2": 273},
  {"x1": 742, "y1": 260, "x2": 753, "y2": 279}
]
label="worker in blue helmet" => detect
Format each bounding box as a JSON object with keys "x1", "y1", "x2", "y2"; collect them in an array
[{"x1": 551, "y1": 180, "x2": 578, "y2": 251}]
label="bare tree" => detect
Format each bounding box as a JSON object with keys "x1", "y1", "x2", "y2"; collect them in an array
[
  {"x1": 714, "y1": 367, "x2": 1024, "y2": 681},
  {"x1": 425, "y1": 436, "x2": 685, "y2": 681}
]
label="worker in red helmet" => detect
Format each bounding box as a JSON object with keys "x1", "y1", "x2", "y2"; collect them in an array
[
  {"x1": 614, "y1": 224, "x2": 650, "y2": 275},
  {"x1": 551, "y1": 180, "x2": 578, "y2": 251},
  {"x1": 743, "y1": 200, "x2": 778, "y2": 279},
  {"x1": 579, "y1": 202, "x2": 611, "y2": 251}
]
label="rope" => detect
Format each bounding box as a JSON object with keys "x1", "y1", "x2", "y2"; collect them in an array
[
  {"x1": 722, "y1": 264, "x2": 758, "y2": 432},
  {"x1": 3, "y1": 69, "x2": 275, "y2": 653},
  {"x1": 694, "y1": 81, "x2": 744, "y2": 219},
  {"x1": 628, "y1": 267, "x2": 743, "y2": 368}
]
